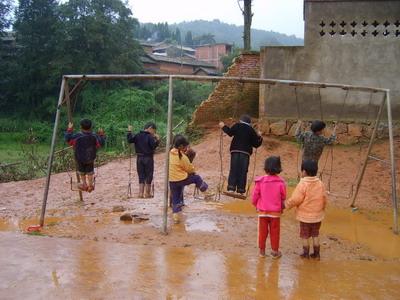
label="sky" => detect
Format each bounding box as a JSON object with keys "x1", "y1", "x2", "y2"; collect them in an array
[{"x1": 128, "y1": 0, "x2": 305, "y2": 38}]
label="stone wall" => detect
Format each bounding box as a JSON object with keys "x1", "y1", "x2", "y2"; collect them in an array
[
  {"x1": 260, "y1": 119, "x2": 400, "y2": 145},
  {"x1": 191, "y1": 52, "x2": 260, "y2": 126}
]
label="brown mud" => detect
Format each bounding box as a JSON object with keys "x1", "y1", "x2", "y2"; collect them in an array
[{"x1": 0, "y1": 129, "x2": 399, "y2": 298}]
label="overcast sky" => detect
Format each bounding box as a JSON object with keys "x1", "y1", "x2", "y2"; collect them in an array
[{"x1": 128, "y1": 0, "x2": 305, "y2": 38}]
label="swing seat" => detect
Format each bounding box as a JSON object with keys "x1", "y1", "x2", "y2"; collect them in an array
[{"x1": 222, "y1": 190, "x2": 247, "y2": 200}]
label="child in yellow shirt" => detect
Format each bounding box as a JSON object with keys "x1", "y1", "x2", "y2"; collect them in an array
[{"x1": 169, "y1": 135, "x2": 208, "y2": 223}]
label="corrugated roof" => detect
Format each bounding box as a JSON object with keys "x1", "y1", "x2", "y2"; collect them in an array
[{"x1": 147, "y1": 54, "x2": 215, "y2": 67}]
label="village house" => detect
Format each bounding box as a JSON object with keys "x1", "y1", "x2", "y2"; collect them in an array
[{"x1": 195, "y1": 43, "x2": 232, "y2": 71}]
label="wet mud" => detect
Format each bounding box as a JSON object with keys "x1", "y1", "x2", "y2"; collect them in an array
[{"x1": 0, "y1": 130, "x2": 399, "y2": 298}]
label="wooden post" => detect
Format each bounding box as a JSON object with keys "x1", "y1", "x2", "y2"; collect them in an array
[
  {"x1": 386, "y1": 91, "x2": 398, "y2": 234},
  {"x1": 40, "y1": 78, "x2": 66, "y2": 226},
  {"x1": 64, "y1": 83, "x2": 83, "y2": 202},
  {"x1": 162, "y1": 76, "x2": 174, "y2": 234},
  {"x1": 350, "y1": 94, "x2": 386, "y2": 208}
]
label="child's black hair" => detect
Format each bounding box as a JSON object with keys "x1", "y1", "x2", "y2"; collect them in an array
[
  {"x1": 240, "y1": 114, "x2": 252, "y2": 124},
  {"x1": 144, "y1": 122, "x2": 157, "y2": 130},
  {"x1": 301, "y1": 159, "x2": 318, "y2": 176},
  {"x1": 173, "y1": 135, "x2": 189, "y2": 159},
  {"x1": 80, "y1": 119, "x2": 92, "y2": 130},
  {"x1": 264, "y1": 156, "x2": 282, "y2": 175},
  {"x1": 311, "y1": 120, "x2": 326, "y2": 133}
]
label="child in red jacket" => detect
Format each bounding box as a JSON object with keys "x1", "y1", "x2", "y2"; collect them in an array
[{"x1": 251, "y1": 156, "x2": 286, "y2": 258}]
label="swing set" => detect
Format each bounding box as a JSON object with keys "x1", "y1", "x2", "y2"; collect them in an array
[{"x1": 38, "y1": 74, "x2": 398, "y2": 235}]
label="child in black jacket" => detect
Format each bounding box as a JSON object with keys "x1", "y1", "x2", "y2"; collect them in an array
[
  {"x1": 127, "y1": 122, "x2": 160, "y2": 198},
  {"x1": 65, "y1": 119, "x2": 106, "y2": 192},
  {"x1": 219, "y1": 114, "x2": 263, "y2": 194}
]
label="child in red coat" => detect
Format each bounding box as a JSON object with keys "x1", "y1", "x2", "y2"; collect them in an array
[{"x1": 251, "y1": 156, "x2": 286, "y2": 258}]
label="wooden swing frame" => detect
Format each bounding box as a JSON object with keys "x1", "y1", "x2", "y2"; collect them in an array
[{"x1": 39, "y1": 74, "x2": 398, "y2": 235}]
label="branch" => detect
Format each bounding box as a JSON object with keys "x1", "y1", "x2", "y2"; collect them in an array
[{"x1": 237, "y1": 0, "x2": 244, "y2": 14}]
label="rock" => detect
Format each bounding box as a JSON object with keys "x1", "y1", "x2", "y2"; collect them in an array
[
  {"x1": 348, "y1": 123, "x2": 363, "y2": 137},
  {"x1": 287, "y1": 123, "x2": 298, "y2": 137},
  {"x1": 335, "y1": 123, "x2": 348, "y2": 134},
  {"x1": 258, "y1": 119, "x2": 270, "y2": 135},
  {"x1": 132, "y1": 214, "x2": 150, "y2": 223},
  {"x1": 337, "y1": 134, "x2": 359, "y2": 145},
  {"x1": 270, "y1": 120, "x2": 287, "y2": 136},
  {"x1": 112, "y1": 205, "x2": 125, "y2": 213},
  {"x1": 120, "y1": 213, "x2": 133, "y2": 221}
]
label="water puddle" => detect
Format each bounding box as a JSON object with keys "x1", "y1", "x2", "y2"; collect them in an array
[
  {"x1": 0, "y1": 232, "x2": 398, "y2": 299},
  {"x1": 184, "y1": 216, "x2": 222, "y2": 232},
  {"x1": 322, "y1": 207, "x2": 400, "y2": 259}
]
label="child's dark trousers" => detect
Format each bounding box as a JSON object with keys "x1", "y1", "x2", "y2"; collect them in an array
[
  {"x1": 136, "y1": 155, "x2": 154, "y2": 184},
  {"x1": 228, "y1": 152, "x2": 249, "y2": 193}
]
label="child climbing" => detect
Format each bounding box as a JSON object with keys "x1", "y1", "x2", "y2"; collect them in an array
[
  {"x1": 251, "y1": 156, "x2": 286, "y2": 259},
  {"x1": 295, "y1": 120, "x2": 336, "y2": 162},
  {"x1": 169, "y1": 135, "x2": 208, "y2": 224},
  {"x1": 219, "y1": 114, "x2": 263, "y2": 195},
  {"x1": 65, "y1": 119, "x2": 106, "y2": 192},
  {"x1": 285, "y1": 159, "x2": 328, "y2": 260},
  {"x1": 127, "y1": 122, "x2": 160, "y2": 198}
]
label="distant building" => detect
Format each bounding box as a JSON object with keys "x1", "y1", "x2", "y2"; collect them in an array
[
  {"x1": 195, "y1": 43, "x2": 232, "y2": 70},
  {"x1": 141, "y1": 53, "x2": 219, "y2": 75}
]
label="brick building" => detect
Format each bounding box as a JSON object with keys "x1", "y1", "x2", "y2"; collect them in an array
[{"x1": 195, "y1": 43, "x2": 232, "y2": 70}]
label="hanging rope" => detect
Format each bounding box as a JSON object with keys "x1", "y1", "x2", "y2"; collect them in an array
[
  {"x1": 294, "y1": 86, "x2": 303, "y2": 181},
  {"x1": 127, "y1": 86, "x2": 134, "y2": 198}
]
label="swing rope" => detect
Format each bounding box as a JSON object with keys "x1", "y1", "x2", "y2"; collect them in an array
[
  {"x1": 294, "y1": 86, "x2": 303, "y2": 181},
  {"x1": 127, "y1": 86, "x2": 134, "y2": 198}
]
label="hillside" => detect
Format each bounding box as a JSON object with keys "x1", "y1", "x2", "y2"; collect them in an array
[{"x1": 170, "y1": 19, "x2": 303, "y2": 49}]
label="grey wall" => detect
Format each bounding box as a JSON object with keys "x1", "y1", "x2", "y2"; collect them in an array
[{"x1": 260, "y1": 0, "x2": 400, "y2": 121}]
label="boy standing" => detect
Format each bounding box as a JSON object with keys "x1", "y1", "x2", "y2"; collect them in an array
[
  {"x1": 65, "y1": 119, "x2": 106, "y2": 192},
  {"x1": 219, "y1": 114, "x2": 263, "y2": 195},
  {"x1": 295, "y1": 120, "x2": 336, "y2": 162},
  {"x1": 127, "y1": 122, "x2": 160, "y2": 198},
  {"x1": 285, "y1": 160, "x2": 328, "y2": 260}
]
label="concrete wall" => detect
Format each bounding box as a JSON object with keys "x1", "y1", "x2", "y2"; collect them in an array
[
  {"x1": 260, "y1": 0, "x2": 400, "y2": 121},
  {"x1": 191, "y1": 52, "x2": 260, "y2": 126}
]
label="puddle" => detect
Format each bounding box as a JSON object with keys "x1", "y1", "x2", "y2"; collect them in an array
[
  {"x1": 184, "y1": 216, "x2": 222, "y2": 232},
  {"x1": 322, "y1": 207, "x2": 400, "y2": 259},
  {"x1": 0, "y1": 231, "x2": 399, "y2": 299}
]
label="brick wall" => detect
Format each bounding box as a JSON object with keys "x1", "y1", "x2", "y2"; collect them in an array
[{"x1": 191, "y1": 52, "x2": 260, "y2": 127}]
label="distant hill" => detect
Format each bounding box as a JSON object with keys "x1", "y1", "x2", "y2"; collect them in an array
[{"x1": 170, "y1": 19, "x2": 303, "y2": 49}]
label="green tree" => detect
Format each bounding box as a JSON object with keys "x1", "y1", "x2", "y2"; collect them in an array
[
  {"x1": 0, "y1": 0, "x2": 13, "y2": 34},
  {"x1": 184, "y1": 30, "x2": 193, "y2": 46},
  {"x1": 12, "y1": 0, "x2": 61, "y2": 117},
  {"x1": 59, "y1": 0, "x2": 143, "y2": 74}
]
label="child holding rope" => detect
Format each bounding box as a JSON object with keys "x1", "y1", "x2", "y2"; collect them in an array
[
  {"x1": 219, "y1": 114, "x2": 263, "y2": 195},
  {"x1": 169, "y1": 135, "x2": 208, "y2": 224},
  {"x1": 251, "y1": 156, "x2": 286, "y2": 259},
  {"x1": 65, "y1": 119, "x2": 106, "y2": 192},
  {"x1": 285, "y1": 159, "x2": 328, "y2": 260},
  {"x1": 295, "y1": 120, "x2": 336, "y2": 163},
  {"x1": 127, "y1": 122, "x2": 160, "y2": 198}
]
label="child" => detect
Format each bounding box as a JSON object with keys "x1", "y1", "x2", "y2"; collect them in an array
[
  {"x1": 127, "y1": 122, "x2": 160, "y2": 198},
  {"x1": 65, "y1": 119, "x2": 106, "y2": 192},
  {"x1": 285, "y1": 159, "x2": 328, "y2": 260},
  {"x1": 295, "y1": 120, "x2": 336, "y2": 163},
  {"x1": 251, "y1": 156, "x2": 286, "y2": 259},
  {"x1": 169, "y1": 135, "x2": 208, "y2": 224},
  {"x1": 219, "y1": 114, "x2": 263, "y2": 194}
]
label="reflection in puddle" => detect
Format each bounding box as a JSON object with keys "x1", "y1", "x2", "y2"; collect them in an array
[
  {"x1": 1, "y1": 232, "x2": 399, "y2": 299},
  {"x1": 185, "y1": 216, "x2": 221, "y2": 232}
]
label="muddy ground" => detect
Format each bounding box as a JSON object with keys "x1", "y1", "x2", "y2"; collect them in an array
[{"x1": 0, "y1": 129, "x2": 399, "y2": 299}]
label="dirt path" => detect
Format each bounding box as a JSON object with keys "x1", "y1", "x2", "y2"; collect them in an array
[{"x1": 0, "y1": 129, "x2": 399, "y2": 298}]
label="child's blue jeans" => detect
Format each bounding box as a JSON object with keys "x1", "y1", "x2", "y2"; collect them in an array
[{"x1": 169, "y1": 174, "x2": 208, "y2": 213}]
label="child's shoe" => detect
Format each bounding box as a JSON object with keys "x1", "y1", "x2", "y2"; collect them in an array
[
  {"x1": 144, "y1": 184, "x2": 152, "y2": 198},
  {"x1": 259, "y1": 249, "x2": 266, "y2": 258},
  {"x1": 137, "y1": 184, "x2": 145, "y2": 198},
  {"x1": 271, "y1": 250, "x2": 282, "y2": 259},
  {"x1": 78, "y1": 183, "x2": 88, "y2": 191},
  {"x1": 310, "y1": 245, "x2": 320, "y2": 260},
  {"x1": 87, "y1": 185, "x2": 94, "y2": 193},
  {"x1": 300, "y1": 246, "x2": 310, "y2": 259},
  {"x1": 172, "y1": 213, "x2": 180, "y2": 224},
  {"x1": 199, "y1": 181, "x2": 208, "y2": 192}
]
